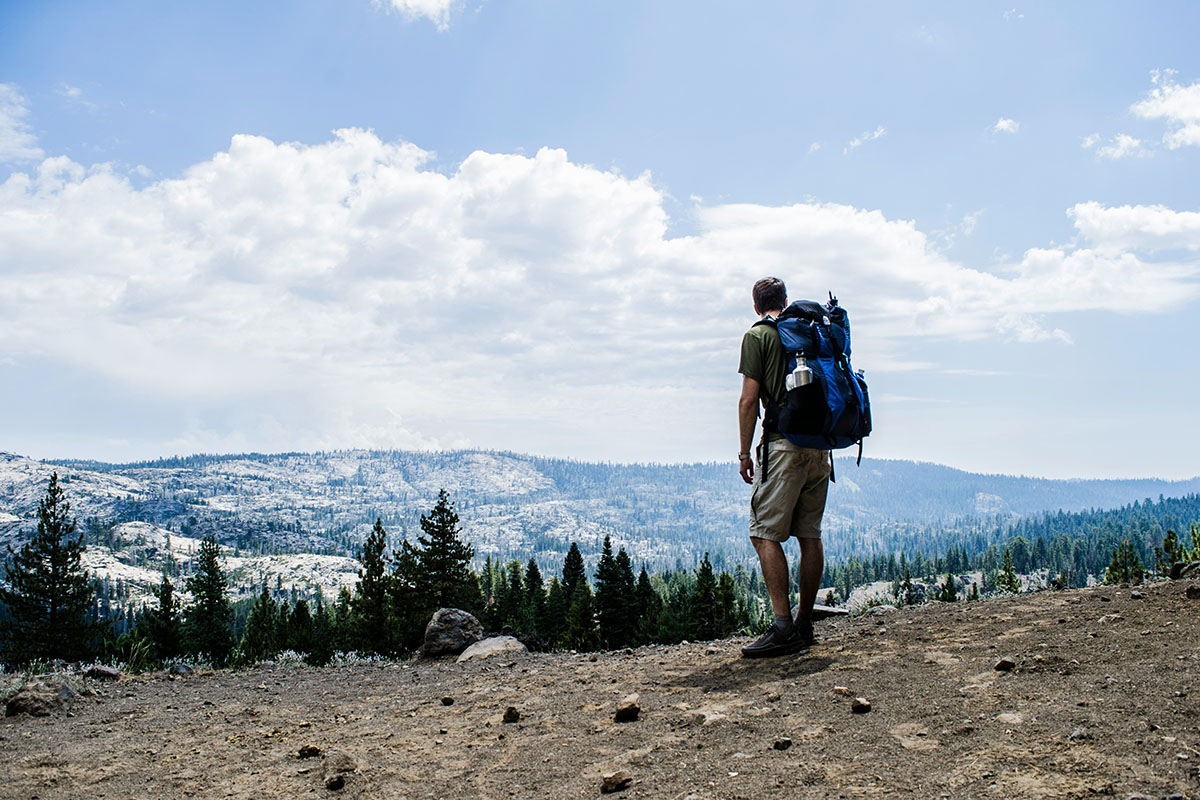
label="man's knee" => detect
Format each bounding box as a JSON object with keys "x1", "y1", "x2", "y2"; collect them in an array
[
  {"x1": 751, "y1": 535, "x2": 783, "y2": 556},
  {"x1": 797, "y1": 537, "x2": 823, "y2": 557}
]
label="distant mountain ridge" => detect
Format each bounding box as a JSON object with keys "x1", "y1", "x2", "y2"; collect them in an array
[{"x1": 3, "y1": 449, "x2": 1198, "y2": 572}]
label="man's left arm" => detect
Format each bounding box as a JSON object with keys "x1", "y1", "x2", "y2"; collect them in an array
[{"x1": 738, "y1": 375, "x2": 760, "y2": 484}]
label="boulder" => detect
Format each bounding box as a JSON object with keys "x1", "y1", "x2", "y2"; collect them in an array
[
  {"x1": 422, "y1": 608, "x2": 482, "y2": 657},
  {"x1": 4, "y1": 680, "x2": 78, "y2": 717},
  {"x1": 456, "y1": 636, "x2": 527, "y2": 663},
  {"x1": 168, "y1": 663, "x2": 194, "y2": 676},
  {"x1": 1170, "y1": 561, "x2": 1200, "y2": 580}
]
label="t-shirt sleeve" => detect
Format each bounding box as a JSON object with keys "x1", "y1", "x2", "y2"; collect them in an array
[{"x1": 738, "y1": 330, "x2": 763, "y2": 381}]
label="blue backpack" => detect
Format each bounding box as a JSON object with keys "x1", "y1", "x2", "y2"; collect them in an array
[{"x1": 753, "y1": 294, "x2": 871, "y2": 479}]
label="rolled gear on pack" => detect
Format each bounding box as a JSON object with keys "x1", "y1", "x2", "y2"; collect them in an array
[{"x1": 753, "y1": 293, "x2": 872, "y2": 481}]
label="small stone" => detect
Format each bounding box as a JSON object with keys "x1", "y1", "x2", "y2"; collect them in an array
[
  {"x1": 502, "y1": 706, "x2": 520, "y2": 723},
  {"x1": 773, "y1": 737, "x2": 792, "y2": 751},
  {"x1": 601, "y1": 770, "x2": 633, "y2": 793},
  {"x1": 324, "y1": 750, "x2": 357, "y2": 774},
  {"x1": 297, "y1": 745, "x2": 321, "y2": 759},
  {"x1": 994, "y1": 657, "x2": 1017, "y2": 672},
  {"x1": 588, "y1": 653, "x2": 599, "y2": 662},
  {"x1": 851, "y1": 697, "x2": 871, "y2": 713},
  {"x1": 441, "y1": 696, "x2": 454, "y2": 706},
  {"x1": 168, "y1": 662, "x2": 194, "y2": 676},
  {"x1": 1185, "y1": 586, "x2": 1200, "y2": 600},
  {"x1": 1130, "y1": 590, "x2": 1146, "y2": 600},
  {"x1": 833, "y1": 686, "x2": 853, "y2": 696},
  {"x1": 324, "y1": 774, "x2": 345, "y2": 791},
  {"x1": 614, "y1": 693, "x2": 640, "y2": 723},
  {"x1": 1068, "y1": 728, "x2": 1092, "y2": 741}
]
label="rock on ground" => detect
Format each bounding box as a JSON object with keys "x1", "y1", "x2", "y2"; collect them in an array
[
  {"x1": 455, "y1": 636, "x2": 527, "y2": 663},
  {"x1": 4, "y1": 679, "x2": 78, "y2": 717},
  {"x1": 422, "y1": 608, "x2": 482, "y2": 657}
]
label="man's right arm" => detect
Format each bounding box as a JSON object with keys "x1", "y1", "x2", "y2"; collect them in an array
[{"x1": 738, "y1": 375, "x2": 760, "y2": 484}]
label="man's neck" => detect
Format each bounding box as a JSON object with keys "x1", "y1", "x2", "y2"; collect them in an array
[{"x1": 760, "y1": 309, "x2": 783, "y2": 318}]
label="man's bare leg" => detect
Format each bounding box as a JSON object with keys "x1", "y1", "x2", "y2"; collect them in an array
[
  {"x1": 795, "y1": 537, "x2": 824, "y2": 620},
  {"x1": 751, "y1": 536, "x2": 792, "y2": 618}
]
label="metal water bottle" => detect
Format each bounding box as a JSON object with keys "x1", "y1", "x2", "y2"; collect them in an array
[{"x1": 785, "y1": 356, "x2": 812, "y2": 391}]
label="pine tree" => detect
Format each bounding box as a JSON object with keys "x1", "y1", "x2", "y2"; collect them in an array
[
  {"x1": 525, "y1": 559, "x2": 547, "y2": 635},
  {"x1": 997, "y1": 547, "x2": 1021, "y2": 594},
  {"x1": 633, "y1": 565, "x2": 662, "y2": 645},
  {"x1": 351, "y1": 518, "x2": 392, "y2": 654},
  {"x1": 561, "y1": 542, "x2": 586, "y2": 607},
  {"x1": 143, "y1": 574, "x2": 183, "y2": 662},
  {"x1": 288, "y1": 598, "x2": 313, "y2": 654},
  {"x1": 613, "y1": 547, "x2": 637, "y2": 643},
  {"x1": 0, "y1": 473, "x2": 99, "y2": 665},
  {"x1": 543, "y1": 577, "x2": 568, "y2": 648},
  {"x1": 239, "y1": 586, "x2": 279, "y2": 664},
  {"x1": 939, "y1": 572, "x2": 957, "y2": 602},
  {"x1": 390, "y1": 538, "x2": 428, "y2": 651},
  {"x1": 417, "y1": 490, "x2": 477, "y2": 612},
  {"x1": 332, "y1": 586, "x2": 353, "y2": 653},
  {"x1": 715, "y1": 571, "x2": 739, "y2": 636},
  {"x1": 308, "y1": 596, "x2": 334, "y2": 666},
  {"x1": 692, "y1": 554, "x2": 719, "y2": 640},
  {"x1": 185, "y1": 535, "x2": 234, "y2": 666},
  {"x1": 498, "y1": 560, "x2": 528, "y2": 630},
  {"x1": 593, "y1": 536, "x2": 623, "y2": 648},
  {"x1": 1103, "y1": 540, "x2": 1144, "y2": 585},
  {"x1": 563, "y1": 581, "x2": 599, "y2": 651}
]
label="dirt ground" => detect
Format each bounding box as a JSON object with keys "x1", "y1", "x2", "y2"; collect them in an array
[{"x1": 2, "y1": 580, "x2": 1198, "y2": 800}]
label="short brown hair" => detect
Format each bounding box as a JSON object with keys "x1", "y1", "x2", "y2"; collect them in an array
[{"x1": 752, "y1": 277, "x2": 787, "y2": 313}]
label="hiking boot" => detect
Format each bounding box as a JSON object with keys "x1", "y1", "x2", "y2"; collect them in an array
[{"x1": 740, "y1": 624, "x2": 808, "y2": 659}]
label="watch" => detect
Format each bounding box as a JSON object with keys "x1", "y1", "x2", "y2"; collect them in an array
[{"x1": 738, "y1": 451, "x2": 751, "y2": 461}]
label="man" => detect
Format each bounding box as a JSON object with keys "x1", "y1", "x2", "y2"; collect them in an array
[{"x1": 737, "y1": 276, "x2": 831, "y2": 658}]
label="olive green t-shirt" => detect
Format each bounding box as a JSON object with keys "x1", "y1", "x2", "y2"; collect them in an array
[{"x1": 738, "y1": 320, "x2": 788, "y2": 429}]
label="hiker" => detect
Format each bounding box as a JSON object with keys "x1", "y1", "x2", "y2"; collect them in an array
[{"x1": 736, "y1": 276, "x2": 831, "y2": 658}]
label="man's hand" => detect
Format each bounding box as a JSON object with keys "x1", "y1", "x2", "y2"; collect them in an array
[{"x1": 739, "y1": 455, "x2": 754, "y2": 484}]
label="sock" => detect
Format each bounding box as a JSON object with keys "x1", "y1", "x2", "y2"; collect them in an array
[{"x1": 773, "y1": 614, "x2": 793, "y2": 631}]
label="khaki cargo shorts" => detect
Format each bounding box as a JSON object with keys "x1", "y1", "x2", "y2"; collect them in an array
[{"x1": 749, "y1": 437, "x2": 831, "y2": 542}]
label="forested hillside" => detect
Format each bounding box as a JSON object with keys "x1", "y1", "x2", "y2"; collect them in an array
[{"x1": 3, "y1": 449, "x2": 1198, "y2": 575}]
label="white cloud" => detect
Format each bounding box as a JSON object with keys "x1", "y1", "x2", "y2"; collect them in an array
[
  {"x1": 374, "y1": 0, "x2": 460, "y2": 31},
  {"x1": 1002, "y1": 8, "x2": 1024, "y2": 21},
  {"x1": 1069, "y1": 201, "x2": 1200, "y2": 253},
  {"x1": 0, "y1": 84, "x2": 43, "y2": 162},
  {"x1": 1094, "y1": 133, "x2": 1148, "y2": 160},
  {"x1": 807, "y1": 142, "x2": 821, "y2": 155},
  {"x1": 992, "y1": 118, "x2": 1019, "y2": 134},
  {"x1": 843, "y1": 126, "x2": 886, "y2": 155},
  {"x1": 1081, "y1": 133, "x2": 1100, "y2": 149},
  {"x1": 1131, "y1": 70, "x2": 1200, "y2": 149},
  {"x1": 1, "y1": 130, "x2": 1198, "y2": 457}
]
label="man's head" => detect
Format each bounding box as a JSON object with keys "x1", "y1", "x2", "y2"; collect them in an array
[{"x1": 752, "y1": 277, "x2": 787, "y2": 315}]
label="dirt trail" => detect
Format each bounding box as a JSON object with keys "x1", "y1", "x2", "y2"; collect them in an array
[{"x1": 2, "y1": 581, "x2": 1198, "y2": 799}]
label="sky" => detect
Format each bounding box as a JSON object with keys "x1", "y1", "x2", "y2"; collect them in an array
[{"x1": 1, "y1": 1, "x2": 1198, "y2": 479}]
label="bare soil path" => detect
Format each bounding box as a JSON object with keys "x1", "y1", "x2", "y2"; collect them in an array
[{"x1": 3, "y1": 581, "x2": 1198, "y2": 799}]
